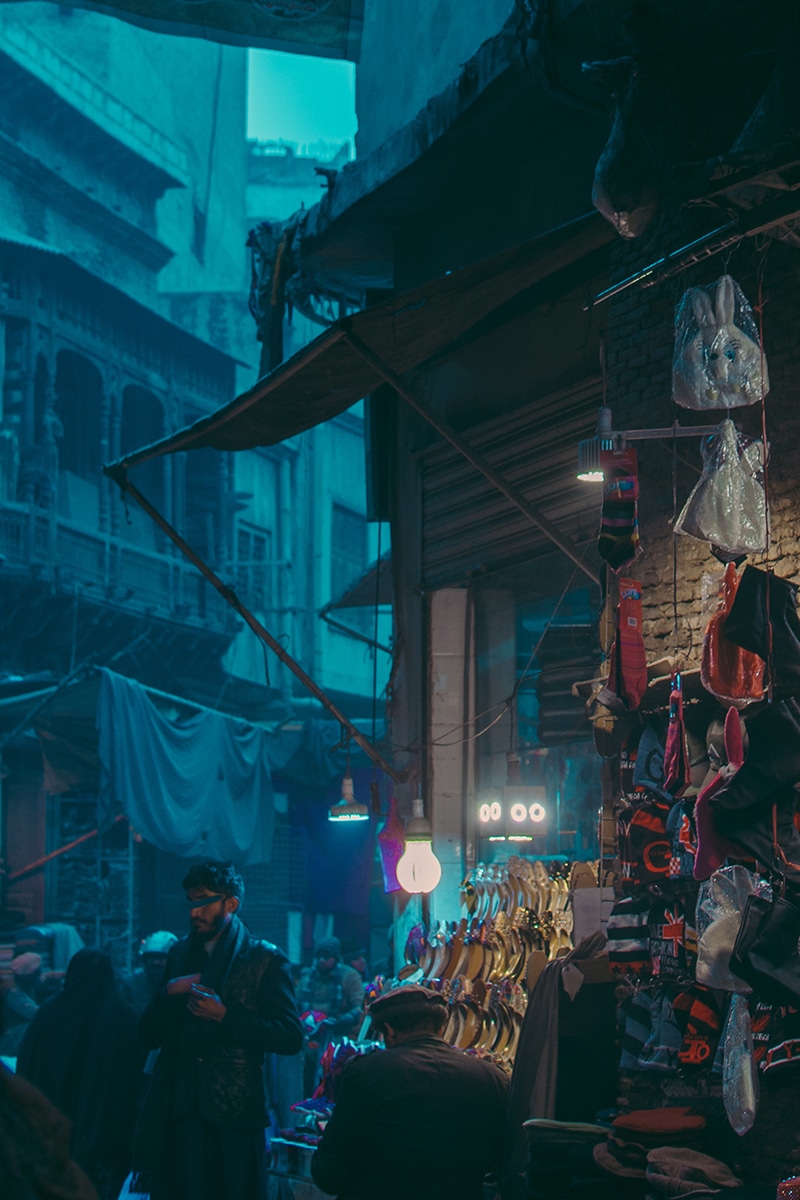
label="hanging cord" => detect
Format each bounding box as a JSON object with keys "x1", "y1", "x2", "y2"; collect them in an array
[
  {"x1": 755, "y1": 269, "x2": 774, "y2": 702},
  {"x1": 370, "y1": 523, "x2": 383, "y2": 813},
  {"x1": 671, "y1": 421, "x2": 680, "y2": 659}
]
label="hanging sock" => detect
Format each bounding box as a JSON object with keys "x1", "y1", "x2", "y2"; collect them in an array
[
  {"x1": 608, "y1": 578, "x2": 648, "y2": 710},
  {"x1": 598, "y1": 446, "x2": 642, "y2": 571},
  {"x1": 663, "y1": 675, "x2": 691, "y2": 796}
]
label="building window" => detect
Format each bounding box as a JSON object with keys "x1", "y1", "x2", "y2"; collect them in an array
[
  {"x1": 55, "y1": 350, "x2": 102, "y2": 482},
  {"x1": 236, "y1": 524, "x2": 272, "y2": 610},
  {"x1": 330, "y1": 503, "x2": 369, "y2": 633},
  {"x1": 331, "y1": 504, "x2": 366, "y2": 600}
]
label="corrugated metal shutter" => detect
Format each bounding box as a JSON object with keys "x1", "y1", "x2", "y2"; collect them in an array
[{"x1": 420, "y1": 376, "x2": 603, "y2": 589}]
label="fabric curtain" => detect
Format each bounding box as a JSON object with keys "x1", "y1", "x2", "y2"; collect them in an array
[{"x1": 97, "y1": 669, "x2": 275, "y2": 865}]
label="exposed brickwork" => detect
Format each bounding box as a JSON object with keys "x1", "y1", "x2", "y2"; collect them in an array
[
  {"x1": 604, "y1": 199, "x2": 800, "y2": 665},
  {"x1": 601, "y1": 192, "x2": 800, "y2": 1181}
]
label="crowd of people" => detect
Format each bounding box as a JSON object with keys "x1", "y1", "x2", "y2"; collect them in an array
[{"x1": 0, "y1": 859, "x2": 509, "y2": 1200}]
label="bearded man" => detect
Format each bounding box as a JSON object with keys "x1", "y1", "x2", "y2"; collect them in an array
[{"x1": 137, "y1": 860, "x2": 303, "y2": 1200}]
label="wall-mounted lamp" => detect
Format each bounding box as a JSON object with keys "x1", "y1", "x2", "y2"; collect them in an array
[
  {"x1": 396, "y1": 794, "x2": 442, "y2": 894},
  {"x1": 576, "y1": 405, "x2": 720, "y2": 482},
  {"x1": 328, "y1": 772, "x2": 370, "y2": 822},
  {"x1": 577, "y1": 405, "x2": 615, "y2": 481}
]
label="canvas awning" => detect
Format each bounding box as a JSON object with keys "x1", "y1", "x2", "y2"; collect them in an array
[
  {"x1": 106, "y1": 212, "x2": 611, "y2": 473},
  {"x1": 2, "y1": 0, "x2": 364, "y2": 60}
]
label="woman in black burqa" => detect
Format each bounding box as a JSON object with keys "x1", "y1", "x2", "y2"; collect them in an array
[{"x1": 17, "y1": 948, "x2": 145, "y2": 1199}]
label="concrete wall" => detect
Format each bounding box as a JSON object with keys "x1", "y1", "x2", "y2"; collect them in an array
[
  {"x1": 0, "y1": 3, "x2": 248, "y2": 307},
  {"x1": 355, "y1": 0, "x2": 515, "y2": 157}
]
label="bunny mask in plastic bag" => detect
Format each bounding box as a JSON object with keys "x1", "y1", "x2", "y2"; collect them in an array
[{"x1": 673, "y1": 274, "x2": 768, "y2": 410}]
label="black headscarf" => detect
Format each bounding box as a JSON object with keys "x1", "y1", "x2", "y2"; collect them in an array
[{"x1": 17, "y1": 949, "x2": 144, "y2": 1192}]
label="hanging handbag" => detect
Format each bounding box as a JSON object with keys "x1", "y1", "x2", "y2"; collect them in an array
[
  {"x1": 730, "y1": 891, "x2": 800, "y2": 1007},
  {"x1": 701, "y1": 563, "x2": 765, "y2": 705}
]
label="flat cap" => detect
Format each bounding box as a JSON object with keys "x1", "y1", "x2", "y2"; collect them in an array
[{"x1": 368, "y1": 984, "x2": 447, "y2": 1023}]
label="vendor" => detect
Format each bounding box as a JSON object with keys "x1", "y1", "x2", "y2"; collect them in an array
[{"x1": 311, "y1": 984, "x2": 508, "y2": 1200}]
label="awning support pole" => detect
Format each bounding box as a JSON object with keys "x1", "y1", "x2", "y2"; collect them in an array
[
  {"x1": 8, "y1": 815, "x2": 127, "y2": 883},
  {"x1": 343, "y1": 330, "x2": 600, "y2": 586},
  {"x1": 103, "y1": 468, "x2": 409, "y2": 784}
]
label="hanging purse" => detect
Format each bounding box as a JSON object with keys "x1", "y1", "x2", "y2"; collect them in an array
[
  {"x1": 730, "y1": 891, "x2": 800, "y2": 1007},
  {"x1": 728, "y1": 804, "x2": 800, "y2": 1005},
  {"x1": 701, "y1": 563, "x2": 765, "y2": 705}
]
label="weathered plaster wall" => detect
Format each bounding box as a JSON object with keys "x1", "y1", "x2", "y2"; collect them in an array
[
  {"x1": 0, "y1": 2, "x2": 248, "y2": 303},
  {"x1": 355, "y1": 0, "x2": 515, "y2": 157}
]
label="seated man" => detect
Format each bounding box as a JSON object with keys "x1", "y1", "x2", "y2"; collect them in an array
[{"x1": 311, "y1": 984, "x2": 508, "y2": 1200}]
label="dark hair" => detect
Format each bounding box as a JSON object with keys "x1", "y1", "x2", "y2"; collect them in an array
[
  {"x1": 182, "y1": 860, "x2": 245, "y2": 902},
  {"x1": 373, "y1": 1009, "x2": 447, "y2": 1036}
]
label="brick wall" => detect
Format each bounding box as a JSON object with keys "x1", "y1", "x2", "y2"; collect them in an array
[{"x1": 603, "y1": 193, "x2": 800, "y2": 663}]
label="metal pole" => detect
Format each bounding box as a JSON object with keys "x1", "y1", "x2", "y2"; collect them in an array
[
  {"x1": 102, "y1": 468, "x2": 409, "y2": 784},
  {"x1": 343, "y1": 331, "x2": 600, "y2": 586}
]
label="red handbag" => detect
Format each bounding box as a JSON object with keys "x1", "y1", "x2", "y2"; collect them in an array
[{"x1": 701, "y1": 563, "x2": 765, "y2": 704}]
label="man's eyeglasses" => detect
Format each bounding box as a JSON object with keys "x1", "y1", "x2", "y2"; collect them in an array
[{"x1": 185, "y1": 893, "x2": 225, "y2": 908}]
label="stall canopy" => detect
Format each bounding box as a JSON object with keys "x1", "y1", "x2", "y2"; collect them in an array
[
  {"x1": 1, "y1": 0, "x2": 365, "y2": 60},
  {"x1": 107, "y1": 212, "x2": 611, "y2": 471}
]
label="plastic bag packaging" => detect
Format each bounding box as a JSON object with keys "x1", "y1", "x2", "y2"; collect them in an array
[
  {"x1": 696, "y1": 865, "x2": 770, "y2": 991},
  {"x1": 701, "y1": 563, "x2": 765, "y2": 705},
  {"x1": 672, "y1": 274, "x2": 768, "y2": 410},
  {"x1": 674, "y1": 419, "x2": 767, "y2": 557},
  {"x1": 722, "y1": 992, "x2": 759, "y2": 1135}
]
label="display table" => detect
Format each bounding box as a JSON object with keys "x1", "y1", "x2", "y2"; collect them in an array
[{"x1": 266, "y1": 1139, "x2": 327, "y2": 1200}]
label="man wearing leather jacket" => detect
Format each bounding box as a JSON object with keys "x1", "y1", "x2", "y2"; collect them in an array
[{"x1": 137, "y1": 860, "x2": 303, "y2": 1200}]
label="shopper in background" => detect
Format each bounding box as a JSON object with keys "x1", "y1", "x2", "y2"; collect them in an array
[
  {"x1": 122, "y1": 930, "x2": 178, "y2": 1015},
  {"x1": 0, "y1": 952, "x2": 41, "y2": 1058},
  {"x1": 311, "y1": 985, "x2": 509, "y2": 1200},
  {"x1": 297, "y1": 936, "x2": 365, "y2": 1095},
  {"x1": 16, "y1": 948, "x2": 143, "y2": 1199},
  {"x1": 0, "y1": 979, "x2": 97, "y2": 1200},
  {"x1": 344, "y1": 947, "x2": 368, "y2": 981}
]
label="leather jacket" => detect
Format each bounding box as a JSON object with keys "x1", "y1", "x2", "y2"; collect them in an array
[{"x1": 139, "y1": 920, "x2": 303, "y2": 1130}]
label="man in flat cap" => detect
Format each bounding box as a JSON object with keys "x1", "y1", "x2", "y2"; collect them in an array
[{"x1": 311, "y1": 984, "x2": 508, "y2": 1200}]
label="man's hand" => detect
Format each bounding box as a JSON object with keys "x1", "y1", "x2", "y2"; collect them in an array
[
  {"x1": 187, "y1": 982, "x2": 227, "y2": 1022},
  {"x1": 165, "y1": 973, "x2": 202, "y2": 996}
]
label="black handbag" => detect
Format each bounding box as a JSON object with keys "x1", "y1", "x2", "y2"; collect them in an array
[{"x1": 730, "y1": 891, "x2": 800, "y2": 1007}]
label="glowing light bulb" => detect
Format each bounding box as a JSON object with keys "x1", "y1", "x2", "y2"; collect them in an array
[
  {"x1": 396, "y1": 839, "x2": 442, "y2": 894},
  {"x1": 396, "y1": 794, "x2": 442, "y2": 894}
]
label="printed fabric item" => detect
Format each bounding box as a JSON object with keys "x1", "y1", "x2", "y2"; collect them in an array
[
  {"x1": 632, "y1": 720, "x2": 669, "y2": 796},
  {"x1": 598, "y1": 447, "x2": 642, "y2": 571},
  {"x1": 672, "y1": 984, "x2": 724, "y2": 1069},
  {"x1": 649, "y1": 898, "x2": 696, "y2": 982},
  {"x1": 663, "y1": 674, "x2": 691, "y2": 797},
  {"x1": 667, "y1": 798, "x2": 698, "y2": 880},
  {"x1": 607, "y1": 578, "x2": 648, "y2": 709},
  {"x1": 617, "y1": 790, "x2": 673, "y2": 890},
  {"x1": 620, "y1": 985, "x2": 683, "y2": 1074},
  {"x1": 607, "y1": 894, "x2": 652, "y2": 980},
  {"x1": 759, "y1": 1004, "x2": 800, "y2": 1076}
]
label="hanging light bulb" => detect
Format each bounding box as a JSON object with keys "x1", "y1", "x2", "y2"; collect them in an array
[
  {"x1": 328, "y1": 772, "x2": 369, "y2": 822},
  {"x1": 396, "y1": 794, "x2": 442, "y2": 894}
]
